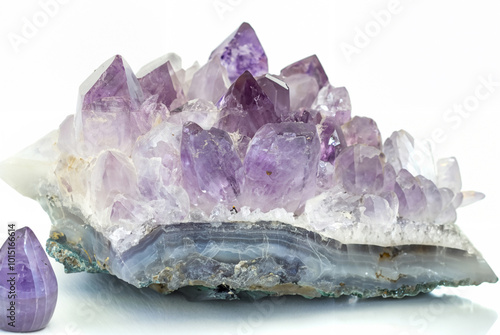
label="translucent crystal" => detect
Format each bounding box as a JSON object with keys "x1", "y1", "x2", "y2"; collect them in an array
[
  {"x1": 280, "y1": 55, "x2": 329, "y2": 88},
  {"x1": 256, "y1": 74, "x2": 290, "y2": 121},
  {"x1": 341, "y1": 116, "x2": 382, "y2": 149},
  {"x1": 241, "y1": 122, "x2": 320, "y2": 214},
  {"x1": 311, "y1": 84, "x2": 351, "y2": 124},
  {"x1": 384, "y1": 130, "x2": 436, "y2": 182},
  {"x1": 216, "y1": 71, "x2": 279, "y2": 138},
  {"x1": 187, "y1": 57, "x2": 230, "y2": 104},
  {"x1": 137, "y1": 56, "x2": 184, "y2": 110},
  {"x1": 181, "y1": 122, "x2": 242, "y2": 213},
  {"x1": 334, "y1": 144, "x2": 386, "y2": 195},
  {"x1": 209, "y1": 22, "x2": 268, "y2": 82},
  {"x1": 436, "y1": 157, "x2": 462, "y2": 194}
]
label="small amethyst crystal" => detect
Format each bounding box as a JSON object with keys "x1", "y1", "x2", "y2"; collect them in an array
[
  {"x1": 181, "y1": 122, "x2": 242, "y2": 213},
  {"x1": 280, "y1": 54, "x2": 329, "y2": 88},
  {"x1": 137, "y1": 56, "x2": 184, "y2": 110},
  {"x1": 209, "y1": 22, "x2": 268, "y2": 82},
  {"x1": 0, "y1": 226, "x2": 58, "y2": 332},
  {"x1": 0, "y1": 22, "x2": 496, "y2": 301},
  {"x1": 216, "y1": 71, "x2": 279, "y2": 138},
  {"x1": 241, "y1": 122, "x2": 320, "y2": 213}
]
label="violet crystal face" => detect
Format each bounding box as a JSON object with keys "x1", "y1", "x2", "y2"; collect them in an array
[
  {"x1": 0, "y1": 22, "x2": 496, "y2": 301},
  {"x1": 0, "y1": 227, "x2": 58, "y2": 332}
]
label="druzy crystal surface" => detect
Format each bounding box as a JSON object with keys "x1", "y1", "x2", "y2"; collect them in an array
[
  {"x1": 0, "y1": 227, "x2": 58, "y2": 332},
  {"x1": 0, "y1": 22, "x2": 496, "y2": 300}
]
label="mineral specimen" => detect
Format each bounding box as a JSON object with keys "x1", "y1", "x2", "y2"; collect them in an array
[
  {"x1": 0, "y1": 22, "x2": 496, "y2": 300},
  {"x1": 0, "y1": 226, "x2": 58, "y2": 331}
]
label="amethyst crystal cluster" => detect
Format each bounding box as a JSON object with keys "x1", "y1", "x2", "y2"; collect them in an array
[{"x1": 0, "y1": 23, "x2": 496, "y2": 300}]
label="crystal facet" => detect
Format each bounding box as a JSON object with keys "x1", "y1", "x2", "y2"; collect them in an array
[
  {"x1": 241, "y1": 122, "x2": 320, "y2": 214},
  {"x1": 75, "y1": 55, "x2": 145, "y2": 155},
  {"x1": 180, "y1": 122, "x2": 242, "y2": 213},
  {"x1": 0, "y1": 227, "x2": 58, "y2": 332},
  {"x1": 187, "y1": 57, "x2": 230, "y2": 104},
  {"x1": 209, "y1": 22, "x2": 268, "y2": 82},
  {"x1": 341, "y1": 116, "x2": 382, "y2": 149},
  {"x1": 216, "y1": 71, "x2": 279, "y2": 138},
  {"x1": 280, "y1": 54, "x2": 329, "y2": 88},
  {"x1": 137, "y1": 56, "x2": 185, "y2": 110},
  {"x1": 256, "y1": 74, "x2": 290, "y2": 121}
]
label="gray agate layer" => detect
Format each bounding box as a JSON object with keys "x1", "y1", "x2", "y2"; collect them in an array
[{"x1": 0, "y1": 23, "x2": 496, "y2": 300}]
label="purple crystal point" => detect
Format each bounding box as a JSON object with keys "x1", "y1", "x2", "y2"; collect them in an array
[
  {"x1": 241, "y1": 122, "x2": 320, "y2": 214},
  {"x1": 384, "y1": 130, "x2": 436, "y2": 182},
  {"x1": 416, "y1": 175, "x2": 443, "y2": 221},
  {"x1": 282, "y1": 73, "x2": 319, "y2": 112},
  {"x1": 75, "y1": 55, "x2": 145, "y2": 155},
  {"x1": 181, "y1": 122, "x2": 243, "y2": 213},
  {"x1": 216, "y1": 71, "x2": 279, "y2": 138},
  {"x1": 90, "y1": 150, "x2": 138, "y2": 211},
  {"x1": 256, "y1": 74, "x2": 290, "y2": 121},
  {"x1": 0, "y1": 226, "x2": 58, "y2": 332},
  {"x1": 334, "y1": 144, "x2": 385, "y2": 195},
  {"x1": 341, "y1": 116, "x2": 382, "y2": 149},
  {"x1": 132, "y1": 121, "x2": 183, "y2": 199},
  {"x1": 436, "y1": 157, "x2": 462, "y2": 194},
  {"x1": 78, "y1": 55, "x2": 144, "y2": 111},
  {"x1": 168, "y1": 99, "x2": 219, "y2": 130},
  {"x1": 280, "y1": 55, "x2": 329, "y2": 88},
  {"x1": 394, "y1": 169, "x2": 427, "y2": 219},
  {"x1": 131, "y1": 95, "x2": 169, "y2": 136},
  {"x1": 187, "y1": 57, "x2": 230, "y2": 103},
  {"x1": 318, "y1": 116, "x2": 342, "y2": 163},
  {"x1": 311, "y1": 85, "x2": 352, "y2": 124},
  {"x1": 137, "y1": 57, "x2": 180, "y2": 110},
  {"x1": 209, "y1": 22, "x2": 268, "y2": 82},
  {"x1": 280, "y1": 56, "x2": 329, "y2": 112}
]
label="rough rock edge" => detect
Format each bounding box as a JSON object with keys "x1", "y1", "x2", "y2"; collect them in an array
[{"x1": 46, "y1": 220, "x2": 498, "y2": 300}]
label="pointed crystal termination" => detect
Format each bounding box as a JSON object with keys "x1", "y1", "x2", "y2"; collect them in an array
[
  {"x1": 318, "y1": 116, "x2": 342, "y2": 164},
  {"x1": 90, "y1": 150, "x2": 138, "y2": 212},
  {"x1": 168, "y1": 99, "x2": 219, "y2": 130},
  {"x1": 315, "y1": 86, "x2": 353, "y2": 164},
  {"x1": 78, "y1": 55, "x2": 144, "y2": 112},
  {"x1": 256, "y1": 74, "x2": 290, "y2": 121},
  {"x1": 394, "y1": 169, "x2": 427, "y2": 219},
  {"x1": 241, "y1": 122, "x2": 320, "y2": 214},
  {"x1": 130, "y1": 95, "x2": 169, "y2": 136},
  {"x1": 216, "y1": 71, "x2": 279, "y2": 138},
  {"x1": 0, "y1": 226, "x2": 58, "y2": 332},
  {"x1": 311, "y1": 85, "x2": 352, "y2": 124},
  {"x1": 209, "y1": 22, "x2": 268, "y2": 82},
  {"x1": 75, "y1": 55, "x2": 145, "y2": 155},
  {"x1": 137, "y1": 56, "x2": 181, "y2": 110},
  {"x1": 280, "y1": 55, "x2": 329, "y2": 89},
  {"x1": 280, "y1": 56, "x2": 330, "y2": 112},
  {"x1": 436, "y1": 157, "x2": 462, "y2": 194},
  {"x1": 181, "y1": 122, "x2": 243, "y2": 213},
  {"x1": 341, "y1": 116, "x2": 382, "y2": 149},
  {"x1": 187, "y1": 57, "x2": 230, "y2": 104},
  {"x1": 384, "y1": 130, "x2": 437, "y2": 182},
  {"x1": 334, "y1": 144, "x2": 386, "y2": 195}
]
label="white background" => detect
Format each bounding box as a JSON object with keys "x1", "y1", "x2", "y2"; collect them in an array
[{"x1": 0, "y1": 1, "x2": 499, "y2": 334}]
